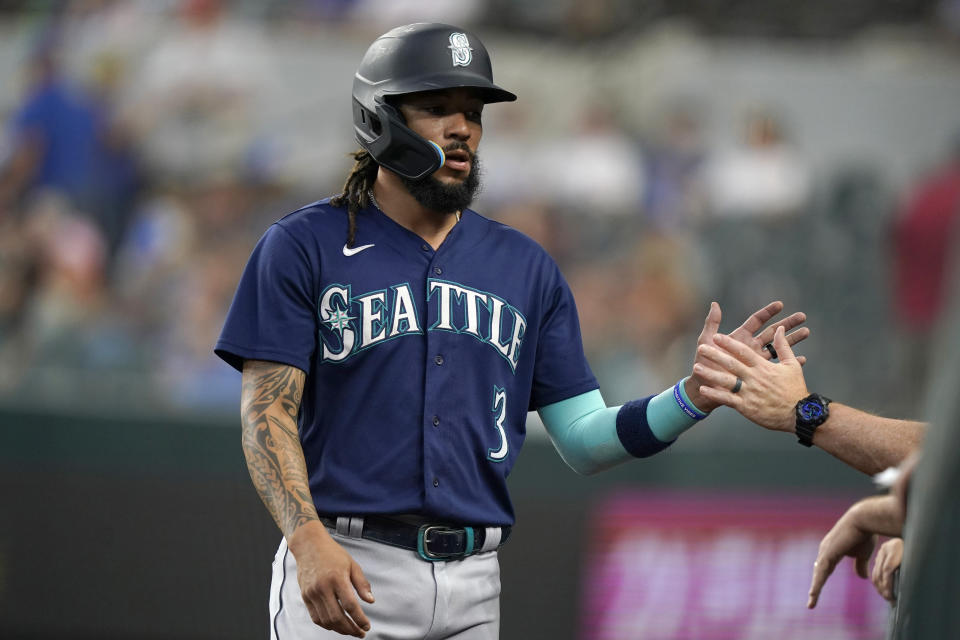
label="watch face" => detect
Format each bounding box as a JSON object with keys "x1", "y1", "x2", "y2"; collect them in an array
[{"x1": 799, "y1": 401, "x2": 824, "y2": 421}]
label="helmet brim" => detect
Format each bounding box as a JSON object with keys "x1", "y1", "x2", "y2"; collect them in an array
[{"x1": 371, "y1": 71, "x2": 517, "y2": 105}]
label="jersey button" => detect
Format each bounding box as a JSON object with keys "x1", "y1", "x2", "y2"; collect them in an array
[
  {"x1": 433, "y1": 478, "x2": 440, "y2": 487},
  {"x1": 434, "y1": 355, "x2": 444, "y2": 365},
  {"x1": 432, "y1": 415, "x2": 440, "y2": 427},
  {"x1": 421, "y1": 244, "x2": 430, "y2": 251},
  {"x1": 434, "y1": 266, "x2": 443, "y2": 275}
]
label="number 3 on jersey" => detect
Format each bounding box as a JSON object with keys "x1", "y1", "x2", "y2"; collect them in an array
[{"x1": 488, "y1": 386, "x2": 509, "y2": 462}]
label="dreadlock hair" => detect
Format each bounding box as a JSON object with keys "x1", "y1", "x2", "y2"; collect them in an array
[{"x1": 330, "y1": 149, "x2": 379, "y2": 248}]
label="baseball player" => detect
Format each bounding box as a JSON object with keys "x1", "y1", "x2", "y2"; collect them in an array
[{"x1": 215, "y1": 23, "x2": 810, "y2": 639}]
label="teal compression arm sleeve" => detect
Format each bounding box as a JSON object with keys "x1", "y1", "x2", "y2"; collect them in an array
[
  {"x1": 538, "y1": 384, "x2": 706, "y2": 475},
  {"x1": 538, "y1": 390, "x2": 625, "y2": 476}
]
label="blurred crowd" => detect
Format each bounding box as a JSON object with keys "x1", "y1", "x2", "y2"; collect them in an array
[{"x1": 0, "y1": 0, "x2": 958, "y2": 414}]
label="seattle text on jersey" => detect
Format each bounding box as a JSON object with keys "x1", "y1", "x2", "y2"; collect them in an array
[{"x1": 319, "y1": 278, "x2": 528, "y2": 371}]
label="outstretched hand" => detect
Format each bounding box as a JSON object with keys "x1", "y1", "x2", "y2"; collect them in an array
[
  {"x1": 693, "y1": 324, "x2": 808, "y2": 432},
  {"x1": 687, "y1": 301, "x2": 809, "y2": 413},
  {"x1": 808, "y1": 506, "x2": 877, "y2": 609},
  {"x1": 807, "y1": 494, "x2": 903, "y2": 609},
  {"x1": 725, "y1": 301, "x2": 810, "y2": 364}
]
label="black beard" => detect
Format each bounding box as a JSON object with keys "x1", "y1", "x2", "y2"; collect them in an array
[{"x1": 399, "y1": 153, "x2": 482, "y2": 214}]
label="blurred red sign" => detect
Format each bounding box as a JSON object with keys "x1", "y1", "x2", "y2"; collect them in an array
[{"x1": 581, "y1": 492, "x2": 889, "y2": 639}]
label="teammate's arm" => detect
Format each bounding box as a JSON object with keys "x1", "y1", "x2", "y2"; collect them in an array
[
  {"x1": 241, "y1": 359, "x2": 374, "y2": 639},
  {"x1": 694, "y1": 327, "x2": 925, "y2": 474}
]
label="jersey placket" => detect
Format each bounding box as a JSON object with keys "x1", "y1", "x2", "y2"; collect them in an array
[{"x1": 422, "y1": 246, "x2": 453, "y2": 512}]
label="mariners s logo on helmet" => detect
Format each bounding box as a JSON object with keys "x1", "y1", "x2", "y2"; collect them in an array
[{"x1": 448, "y1": 33, "x2": 473, "y2": 67}]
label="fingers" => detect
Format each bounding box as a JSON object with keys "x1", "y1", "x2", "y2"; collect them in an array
[
  {"x1": 692, "y1": 363, "x2": 743, "y2": 409},
  {"x1": 807, "y1": 556, "x2": 838, "y2": 609},
  {"x1": 753, "y1": 311, "x2": 806, "y2": 347},
  {"x1": 352, "y1": 562, "x2": 375, "y2": 604},
  {"x1": 735, "y1": 300, "x2": 784, "y2": 337},
  {"x1": 872, "y1": 538, "x2": 903, "y2": 602},
  {"x1": 871, "y1": 549, "x2": 884, "y2": 593},
  {"x1": 697, "y1": 301, "x2": 722, "y2": 344},
  {"x1": 877, "y1": 571, "x2": 894, "y2": 602},
  {"x1": 318, "y1": 562, "x2": 375, "y2": 637},
  {"x1": 710, "y1": 333, "x2": 765, "y2": 368},
  {"x1": 698, "y1": 342, "x2": 751, "y2": 377},
  {"x1": 700, "y1": 302, "x2": 809, "y2": 371},
  {"x1": 771, "y1": 326, "x2": 799, "y2": 364},
  {"x1": 872, "y1": 547, "x2": 892, "y2": 601},
  {"x1": 300, "y1": 567, "x2": 371, "y2": 638},
  {"x1": 854, "y1": 552, "x2": 870, "y2": 579},
  {"x1": 692, "y1": 362, "x2": 739, "y2": 393},
  {"x1": 779, "y1": 328, "x2": 808, "y2": 364},
  {"x1": 784, "y1": 327, "x2": 811, "y2": 348},
  {"x1": 336, "y1": 584, "x2": 372, "y2": 637},
  {"x1": 695, "y1": 378, "x2": 740, "y2": 410},
  {"x1": 808, "y1": 558, "x2": 834, "y2": 609},
  {"x1": 304, "y1": 586, "x2": 367, "y2": 638}
]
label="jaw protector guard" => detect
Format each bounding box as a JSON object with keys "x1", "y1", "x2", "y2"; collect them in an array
[
  {"x1": 352, "y1": 100, "x2": 447, "y2": 180},
  {"x1": 351, "y1": 23, "x2": 516, "y2": 181}
]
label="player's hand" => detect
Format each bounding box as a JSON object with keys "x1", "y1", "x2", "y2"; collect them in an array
[
  {"x1": 693, "y1": 325, "x2": 807, "y2": 432},
  {"x1": 288, "y1": 521, "x2": 375, "y2": 638},
  {"x1": 807, "y1": 503, "x2": 878, "y2": 609},
  {"x1": 726, "y1": 300, "x2": 809, "y2": 364},
  {"x1": 871, "y1": 537, "x2": 903, "y2": 602},
  {"x1": 686, "y1": 301, "x2": 808, "y2": 413}
]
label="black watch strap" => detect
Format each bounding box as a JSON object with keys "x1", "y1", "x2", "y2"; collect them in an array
[{"x1": 795, "y1": 393, "x2": 832, "y2": 447}]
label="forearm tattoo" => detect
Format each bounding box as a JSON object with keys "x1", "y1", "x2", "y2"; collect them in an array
[{"x1": 240, "y1": 360, "x2": 317, "y2": 537}]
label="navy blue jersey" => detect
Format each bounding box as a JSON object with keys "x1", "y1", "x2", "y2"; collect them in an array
[{"x1": 216, "y1": 200, "x2": 598, "y2": 525}]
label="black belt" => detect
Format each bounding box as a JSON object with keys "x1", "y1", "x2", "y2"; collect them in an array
[{"x1": 319, "y1": 515, "x2": 511, "y2": 562}]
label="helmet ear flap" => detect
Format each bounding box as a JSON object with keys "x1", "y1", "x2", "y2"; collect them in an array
[
  {"x1": 358, "y1": 104, "x2": 382, "y2": 136},
  {"x1": 353, "y1": 101, "x2": 445, "y2": 180}
]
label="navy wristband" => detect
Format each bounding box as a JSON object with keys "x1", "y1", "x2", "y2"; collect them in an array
[{"x1": 616, "y1": 396, "x2": 674, "y2": 458}]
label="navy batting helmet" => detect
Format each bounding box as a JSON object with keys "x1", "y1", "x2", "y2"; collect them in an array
[{"x1": 352, "y1": 23, "x2": 517, "y2": 180}]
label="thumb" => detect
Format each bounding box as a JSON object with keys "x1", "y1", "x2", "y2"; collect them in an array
[
  {"x1": 773, "y1": 326, "x2": 798, "y2": 364},
  {"x1": 351, "y1": 562, "x2": 375, "y2": 603},
  {"x1": 855, "y1": 554, "x2": 870, "y2": 580},
  {"x1": 699, "y1": 301, "x2": 721, "y2": 342}
]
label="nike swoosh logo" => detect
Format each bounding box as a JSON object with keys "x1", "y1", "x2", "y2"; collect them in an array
[{"x1": 342, "y1": 243, "x2": 375, "y2": 257}]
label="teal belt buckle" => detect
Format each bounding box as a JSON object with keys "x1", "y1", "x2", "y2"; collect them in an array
[{"x1": 417, "y1": 525, "x2": 475, "y2": 562}]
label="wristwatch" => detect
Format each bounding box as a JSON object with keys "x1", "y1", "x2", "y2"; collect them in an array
[{"x1": 795, "y1": 393, "x2": 831, "y2": 447}]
